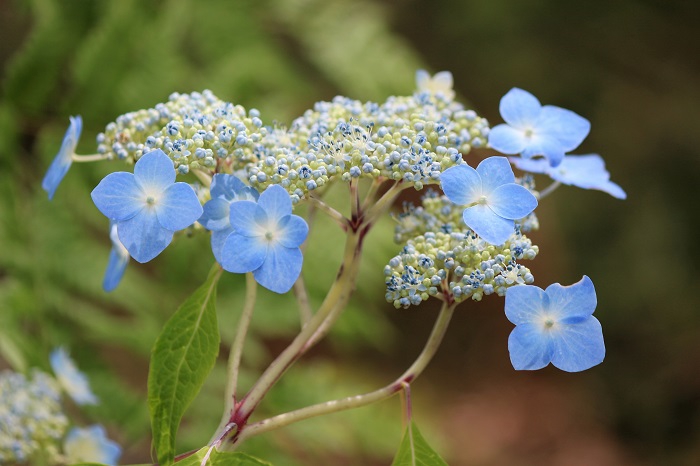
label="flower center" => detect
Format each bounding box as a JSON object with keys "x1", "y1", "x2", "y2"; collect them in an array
[
  {"x1": 524, "y1": 128, "x2": 534, "y2": 139},
  {"x1": 544, "y1": 318, "x2": 555, "y2": 329},
  {"x1": 265, "y1": 231, "x2": 274, "y2": 241},
  {"x1": 478, "y1": 195, "x2": 488, "y2": 205},
  {"x1": 146, "y1": 196, "x2": 156, "y2": 205}
]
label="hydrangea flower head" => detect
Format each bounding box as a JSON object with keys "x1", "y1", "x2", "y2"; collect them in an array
[
  {"x1": 0, "y1": 370, "x2": 68, "y2": 463},
  {"x1": 103, "y1": 222, "x2": 130, "y2": 292},
  {"x1": 488, "y1": 88, "x2": 590, "y2": 167},
  {"x1": 199, "y1": 174, "x2": 260, "y2": 263},
  {"x1": 440, "y1": 156, "x2": 538, "y2": 245},
  {"x1": 505, "y1": 276, "x2": 605, "y2": 372},
  {"x1": 63, "y1": 425, "x2": 121, "y2": 466},
  {"x1": 42, "y1": 116, "x2": 82, "y2": 200},
  {"x1": 91, "y1": 149, "x2": 203, "y2": 263},
  {"x1": 415, "y1": 70, "x2": 455, "y2": 100},
  {"x1": 49, "y1": 347, "x2": 98, "y2": 405},
  {"x1": 510, "y1": 154, "x2": 627, "y2": 199},
  {"x1": 221, "y1": 184, "x2": 308, "y2": 293}
]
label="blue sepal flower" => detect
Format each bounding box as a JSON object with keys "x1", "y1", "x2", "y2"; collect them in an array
[
  {"x1": 200, "y1": 174, "x2": 259, "y2": 263},
  {"x1": 488, "y1": 88, "x2": 590, "y2": 167},
  {"x1": 505, "y1": 276, "x2": 605, "y2": 372},
  {"x1": 510, "y1": 154, "x2": 627, "y2": 199},
  {"x1": 440, "y1": 157, "x2": 538, "y2": 245},
  {"x1": 221, "y1": 184, "x2": 308, "y2": 293},
  {"x1": 63, "y1": 425, "x2": 122, "y2": 466},
  {"x1": 91, "y1": 149, "x2": 203, "y2": 263},
  {"x1": 42, "y1": 116, "x2": 82, "y2": 200},
  {"x1": 415, "y1": 69, "x2": 455, "y2": 100},
  {"x1": 49, "y1": 347, "x2": 98, "y2": 405},
  {"x1": 103, "y1": 222, "x2": 130, "y2": 292}
]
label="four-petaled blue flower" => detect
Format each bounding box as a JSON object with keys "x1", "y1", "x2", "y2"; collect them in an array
[
  {"x1": 63, "y1": 425, "x2": 122, "y2": 466},
  {"x1": 221, "y1": 184, "x2": 308, "y2": 293},
  {"x1": 440, "y1": 156, "x2": 538, "y2": 245},
  {"x1": 102, "y1": 222, "x2": 130, "y2": 292},
  {"x1": 199, "y1": 174, "x2": 260, "y2": 263},
  {"x1": 510, "y1": 154, "x2": 627, "y2": 199},
  {"x1": 91, "y1": 150, "x2": 203, "y2": 263},
  {"x1": 505, "y1": 276, "x2": 605, "y2": 372},
  {"x1": 488, "y1": 88, "x2": 590, "y2": 167},
  {"x1": 49, "y1": 347, "x2": 98, "y2": 405},
  {"x1": 42, "y1": 116, "x2": 82, "y2": 200}
]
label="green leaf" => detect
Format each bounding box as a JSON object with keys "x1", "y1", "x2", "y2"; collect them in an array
[
  {"x1": 148, "y1": 265, "x2": 223, "y2": 466},
  {"x1": 176, "y1": 447, "x2": 273, "y2": 466},
  {"x1": 391, "y1": 422, "x2": 449, "y2": 466}
]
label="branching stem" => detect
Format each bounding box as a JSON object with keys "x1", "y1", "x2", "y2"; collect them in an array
[
  {"x1": 209, "y1": 273, "x2": 257, "y2": 444},
  {"x1": 71, "y1": 153, "x2": 110, "y2": 162},
  {"x1": 235, "y1": 300, "x2": 457, "y2": 442},
  {"x1": 538, "y1": 181, "x2": 561, "y2": 199}
]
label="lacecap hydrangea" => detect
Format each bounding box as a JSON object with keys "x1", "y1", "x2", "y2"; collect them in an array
[{"x1": 41, "y1": 70, "x2": 622, "y2": 375}]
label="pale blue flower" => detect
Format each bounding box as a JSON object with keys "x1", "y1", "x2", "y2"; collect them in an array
[
  {"x1": 42, "y1": 116, "x2": 82, "y2": 200},
  {"x1": 91, "y1": 149, "x2": 203, "y2": 263},
  {"x1": 505, "y1": 276, "x2": 605, "y2": 372},
  {"x1": 488, "y1": 88, "x2": 590, "y2": 167},
  {"x1": 49, "y1": 347, "x2": 98, "y2": 405},
  {"x1": 415, "y1": 69, "x2": 455, "y2": 100},
  {"x1": 103, "y1": 222, "x2": 130, "y2": 292},
  {"x1": 510, "y1": 154, "x2": 627, "y2": 199},
  {"x1": 221, "y1": 184, "x2": 308, "y2": 293},
  {"x1": 440, "y1": 157, "x2": 538, "y2": 245},
  {"x1": 63, "y1": 425, "x2": 121, "y2": 466},
  {"x1": 199, "y1": 174, "x2": 259, "y2": 263}
]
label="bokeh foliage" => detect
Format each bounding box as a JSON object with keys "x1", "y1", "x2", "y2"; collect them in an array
[{"x1": 0, "y1": 0, "x2": 425, "y2": 463}]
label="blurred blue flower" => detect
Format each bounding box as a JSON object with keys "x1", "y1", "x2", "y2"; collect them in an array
[
  {"x1": 91, "y1": 150, "x2": 203, "y2": 263},
  {"x1": 488, "y1": 88, "x2": 590, "y2": 167},
  {"x1": 221, "y1": 184, "x2": 308, "y2": 293},
  {"x1": 49, "y1": 347, "x2": 98, "y2": 405},
  {"x1": 103, "y1": 222, "x2": 130, "y2": 292},
  {"x1": 510, "y1": 154, "x2": 627, "y2": 199},
  {"x1": 42, "y1": 116, "x2": 82, "y2": 200},
  {"x1": 199, "y1": 174, "x2": 259, "y2": 263},
  {"x1": 415, "y1": 69, "x2": 455, "y2": 100},
  {"x1": 63, "y1": 425, "x2": 121, "y2": 466},
  {"x1": 440, "y1": 157, "x2": 538, "y2": 245},
  {"x1": 505, "y1": 276, "x2": 605, "y2": 372}
]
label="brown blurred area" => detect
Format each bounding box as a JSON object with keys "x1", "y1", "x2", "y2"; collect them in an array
[{"x1": 383, "y1": 1, "x2": 700, "y2": 464}]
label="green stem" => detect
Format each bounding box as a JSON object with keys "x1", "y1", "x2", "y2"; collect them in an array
[
  {"x1": 192, "y1": 168, "x2": 213, "y2": 188},
  {"x1": 363, "y1": 181, "x2": 409, "y2": 225},
  {"x1": 235, "y1": 300, "x2": 457, "y2": 442},
  {"x1": 210, "y1": 272, "x2": 257, "y2": 444},
  {"x1": 360, "y1": 178, "x2": 382, "y2": 213},
  {"x1": 71, "y1": 153, "x2": 110, "y2": 162},
  {"x1": 293, "y1": 274, "x2": 313, "y2": 326},
  {"x1": 538, "y1": 180, "x2": 561, "y2": 199},
  {"x1": 307, "y1": 194, "x2": 348, "y2": 230},
  {"x1": 232, "y1": 228, "x2": 363, "y2": 425}
]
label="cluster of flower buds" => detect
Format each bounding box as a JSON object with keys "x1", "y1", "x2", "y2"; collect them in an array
[
  {"x1": 0, "y1": 350, "x2": 120, "y2": 465},
  {"x1": 96, "y1": 90, "x2": 266, "y2": 174},
  {"x1": 247, "y1": 89, "x2": 489, "y2": 202},
  {"x1": 0, "y1": 370, "x2": 68, "y2": 463},
  {"x1": 385, "y1": 190, "x2": 538, "y2": 308}
]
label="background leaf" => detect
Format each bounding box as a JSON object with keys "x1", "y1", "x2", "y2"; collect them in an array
[
  {"x1": 176, "y1": 447, "x2": 273, "y2": 466},
  {"x1": 148, "y1": 265, "x2": 222, "y2": 466},
  {"x1": 391, "y1": 422, "x2": 448, "y2": 466}
]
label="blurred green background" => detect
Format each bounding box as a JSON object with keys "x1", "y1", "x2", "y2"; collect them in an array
[{"x1": 0, "y1": 0, "x2": 698, "y2": 465}]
